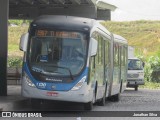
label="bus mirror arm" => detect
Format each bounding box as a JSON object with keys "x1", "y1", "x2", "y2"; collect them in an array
[
  {"x1": 19, "y1": 33, "x2": 29, "y2": 52},
  {"x1": 91, "y1": 38, "x2": 97, "y2": 57}
]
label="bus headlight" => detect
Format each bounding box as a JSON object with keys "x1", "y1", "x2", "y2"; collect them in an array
[
  {"x1": 24, "y1": 73, "x2": 35, "y2": 87},
  {"x1": 71, "y1": 76, "x2": 86, "y2": 91}
]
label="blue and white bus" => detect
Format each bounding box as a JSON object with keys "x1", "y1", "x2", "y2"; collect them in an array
[{"x1": 19, "y1": 15, "x2": 128, "y2": 110}]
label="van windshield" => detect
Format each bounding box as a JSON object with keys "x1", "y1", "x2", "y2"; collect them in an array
[{"x1": 128, "y1": 59, "x2": 143, "y2": 70}]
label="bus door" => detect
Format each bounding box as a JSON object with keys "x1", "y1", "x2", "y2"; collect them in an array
[
  {"x1": 120, "y1": 46, "x2": 127, "y2": 92},
  {"x1": 94, "y1": 36, "x2": 105, "y2": 99},
  {"x1": 112, "y1": 43, "x2": 121, "y2": 95}
]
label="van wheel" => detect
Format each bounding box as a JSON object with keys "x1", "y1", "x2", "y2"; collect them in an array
[{"x1": 135, "y1": 86, "x2": 138, "y2": 91}]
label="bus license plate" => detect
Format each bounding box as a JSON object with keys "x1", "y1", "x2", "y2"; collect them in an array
[{"x1": 46, "y1": 91, "x2": 58, "y2": 97}]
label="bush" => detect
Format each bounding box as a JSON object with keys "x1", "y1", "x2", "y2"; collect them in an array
[
  {"x1": 144, "y1": 56, "x2": 160, "y2": 83},
  {"x1": 8, "y1": 20, "x2": 31, "y2": 26},
  {"x1": 144, "y1": 57, "x2": 153, "y2": 82},
  {"x1": 8, "y1": 57, "x2": 23, "y2": 67}
]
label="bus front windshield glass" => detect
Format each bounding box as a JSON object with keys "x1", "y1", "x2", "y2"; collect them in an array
[{"x1": 28, "y1": 30, "x2": 88, "y2": 77}]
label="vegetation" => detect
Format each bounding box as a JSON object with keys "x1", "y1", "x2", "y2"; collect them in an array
[
  {"x1": 102, "y1": 20, "x2": 160, "y2": 58},
  {"x1": 8, "y1": 26, "x2": 28, "y2": 56},
  {"x1": 144, "y1": 56, "x2": 160, "y2": 83},
  {"x1": 8, "y1": 26, "x2": 28, "y2": 67},
  {"x1": 101, "y1": 20, "x2": 160, "y2": 88},
  {"x1": 8, "y1": 20, "x2": 31, "y2": 26},
  {"x1": 140, "y1": 82, "x2": 160, "y2": 89},
  {"x1": 8, "y1": 57, "x2": 23, "y2": 67}
]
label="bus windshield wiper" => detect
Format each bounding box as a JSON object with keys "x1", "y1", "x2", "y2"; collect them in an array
[{"x1": 43, "y1": 64, "x2": 74, "y2": 80}]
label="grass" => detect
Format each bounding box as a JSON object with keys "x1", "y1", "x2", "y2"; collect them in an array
[
  {"x1": 140, "y1": 82, "x2": 160, "y2": 89},
  {"x1": 8, "y1": 26, "x2": 28, "y2": 57},
  {"x1": 101, "y1": 20, "x2": 160, "y2": 58}
]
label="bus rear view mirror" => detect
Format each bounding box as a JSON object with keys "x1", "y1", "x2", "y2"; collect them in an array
[
  {"x1": 91, "y1": 38, "x2": 97, "y2": 56},
  {"x1": 19, "y1": 33, "x2": 29, "y2": 52}
]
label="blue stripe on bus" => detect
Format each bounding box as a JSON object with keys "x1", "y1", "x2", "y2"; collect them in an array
[{"x1": 23, "y1": 63, "x2": 88, "y2": 91}]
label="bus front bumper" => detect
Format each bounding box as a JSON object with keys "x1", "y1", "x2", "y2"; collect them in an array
[
  {"x1": 22, "y1": 82, "x2": 93, "y2": 103},
  {"x1": 127, "y1": 79, "x2": 144, "y2": 87}
]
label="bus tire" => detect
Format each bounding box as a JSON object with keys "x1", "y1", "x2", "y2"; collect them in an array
[
  {"x1": 30, "y1": 99, "x2": 41, "y2": 108},
  {"x1": 135, "y1": 86, "x2": 138, "y2": 91},
  {"x1": 84, "y1": 101, "x2": 93, "y2": 111},
  {"x1": 97, "y1": 85, "x2": 107, "y2": 106},
  {"x1": 114, "y1": 93, "x2": 120, "y2": 102},
  {"x1": 120, "y1": 81, "x2": 123, "y2": 93},
  {"x1": 84, "y1": 85, "x2": 96, "y2": 110},
  {"x1": 108, "y1": 93, "x2": 120, "y2": 102}
]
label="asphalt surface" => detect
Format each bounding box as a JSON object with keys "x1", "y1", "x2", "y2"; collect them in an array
[
  {"x1": 94, "y1": 88, "x2": 160, "y2": 111},
  {"x1": 9, "y1": 88, "x2": 160, "y2": 111},
  {"x1": 1, "y1": 86, "x2": 160, "y2": 120}
]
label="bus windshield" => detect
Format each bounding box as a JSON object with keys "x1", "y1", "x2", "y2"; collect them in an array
[
  {"x1": 28, "y1": 30, "x2": 88, "y2": 78},
  {"x1": 128, "y1": 59, "x2": 143, "y2": 70}
]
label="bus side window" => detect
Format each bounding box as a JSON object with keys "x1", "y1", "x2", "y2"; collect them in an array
[
  {"x1": 114, "y1": 43, "x2": 119, "y2": 67},
  {"x1": 90, "y1": 56, "x2": 95, "y2": 70},
  {"x1": 105, "y1": 39, "x2": 110, "y2": 67}
]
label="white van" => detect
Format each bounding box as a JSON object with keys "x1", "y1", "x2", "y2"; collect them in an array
[{"x1": 127, "y1": 57, "x2": 145, "y2": 91}]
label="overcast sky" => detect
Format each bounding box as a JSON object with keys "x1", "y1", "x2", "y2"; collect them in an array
[{"x1": 104, "y1": 0, "x2": 160, "y2": 21}]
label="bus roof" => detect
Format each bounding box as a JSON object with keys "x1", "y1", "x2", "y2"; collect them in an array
[
  {"x1": 31, "y1": 15, "x2": 95, "y2": 32},
  {"x1": 113, "y1": 34, "x2": 128, "y2": 44}
]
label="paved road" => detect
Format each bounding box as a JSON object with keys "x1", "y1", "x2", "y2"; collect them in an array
[
  {"x1": 1, "y1": 88, "x2": 160, "y2": 119},
  {"x1": 13, "y1": 88, "x2": 160, "y2": 111},
  {"x1": 94, "y1": 88, "x2": 160, "y2": 111}
]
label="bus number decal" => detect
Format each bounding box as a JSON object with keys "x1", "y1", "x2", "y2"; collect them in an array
[{"x1": 36, "y1": 83, "x2": 46, "y2": 88}]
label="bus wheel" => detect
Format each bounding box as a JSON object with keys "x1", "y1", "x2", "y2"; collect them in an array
[
  {"x1": 30, "y1": 99, "x2": 41, "y2": 108},
  {"x1": 97, "y1": 93, "x2": 106, "y2": 106},
  {"x1": 108, "y1": 93, "x2": 120, "y2": 102},
  {"x1": 135, "y1": 86, "x2": 138, "y2": 91},
  {"x1": 97, "y1": 86, "x2": 107, "y2": 106},
  {"x1": 84, "y1": 101, "x2": 93, "y2": 111},
  {"x1": 114, "y1": 93, "x2": 120, "y2": 102},
  {"x1": 120, "y1": 81, "x2": 123, "y2": 93},
  {"x1": 84, "y1": 88, "x2": 96, "y2": 110}
]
